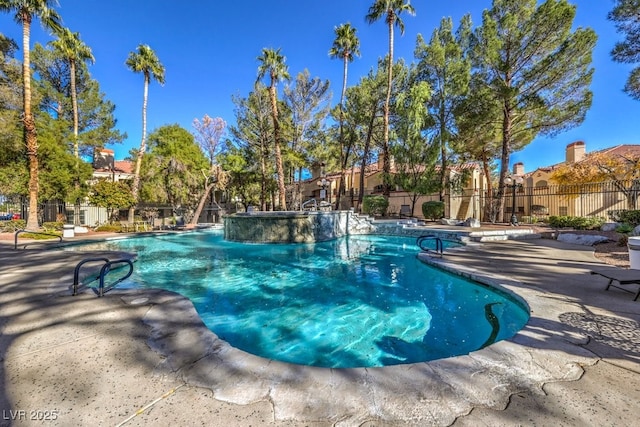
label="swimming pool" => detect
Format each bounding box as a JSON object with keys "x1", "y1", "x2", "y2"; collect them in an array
[{"x1": 67, "y1": 231, "x2": 529, "y2": 368}]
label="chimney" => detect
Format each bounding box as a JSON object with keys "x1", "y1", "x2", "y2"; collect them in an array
[
  {"x1": 566, "y1": 141, "x2": 586, "y2": 163},
  {"x1": 310, "y1": 162, "x2": 324, "y2": 180},
  {"x1": 93, "y1": 148, "x2": 115, "y2": 170},
  {"x1": 513, "y1": 162, "x2": 524, "y2": 176},
  {"x1": 376, "y1": 152, "x2": 395, "y2": 171},
  {"x1": 310, "y1": 164, "x2": 319, "y2": 179}
]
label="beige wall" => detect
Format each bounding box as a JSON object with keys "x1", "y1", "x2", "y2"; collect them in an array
[{"x1": 297, "y1": 164, "x2": 485, "y2": 220}]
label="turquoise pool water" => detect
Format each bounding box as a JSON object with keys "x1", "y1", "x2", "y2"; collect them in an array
[{"x1": 68, "y1": 231, "x2": 529, "y2": 368}]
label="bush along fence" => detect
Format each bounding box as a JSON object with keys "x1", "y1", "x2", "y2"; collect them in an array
[
  {"x1": 452, "y1": 180, "x2": 640, "y2": 224},
  {"x1": 2, "y1": 179, "x2": 639, "y2": 228},
  {"x1": 0, "y1": 199, "x2": 227, "y2": 231},
  {"x1": 372, "y1": 180, "x2": 639, "y2": 224}
]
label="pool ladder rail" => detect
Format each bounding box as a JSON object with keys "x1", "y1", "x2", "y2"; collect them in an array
[
  {"x1": 14, "y1": 229, "x2": 62, "y2": 249},
  {"x1": 301, "y1": 198, "x2": 318, "y2": 211},
  {"x1": 72, "y1": 257, "x2": 134, "y2": 297},
  {"x1": 416, "y1": 235, "x2": 444, "y2": 256}
]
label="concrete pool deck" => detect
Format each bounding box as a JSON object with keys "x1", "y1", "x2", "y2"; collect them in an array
[{"x1": 1, "y1": 231, "x2": 639, "y2": 426}]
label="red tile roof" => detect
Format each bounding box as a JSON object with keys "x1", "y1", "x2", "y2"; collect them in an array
[
  {"x1": 594, "y1": 144, "x2": 640, "y2": 157},
  {"x1": 114, "y1": 160, "x2": 133, "y2": 174},
  {"x1": 526, "y1": 144, "x2": 640, "y2": 177},
  {"x1": 93, "y1": 160, "x2": 133, "y2": 175}
]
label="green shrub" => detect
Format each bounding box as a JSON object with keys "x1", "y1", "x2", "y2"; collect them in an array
[
  {"x1": 548, "y1": 215, "x2": 605, "y2": 230},
  {"x1": 362, "y1": 195, "x2": 389, "y2": 216},
  {"x1": 19, "y1": 231, "x2": 61, "y2": 240},
  {"x1": 0, "y1": 219, "x2": 26, "y2": 232},
  {"x1": 42, "y1": 221, "x2": 63, "y2": 232},
  {"x1": 422, "y1": 201, "x2": 445, "y2": 221},
  {"x1": 615, "y1": 223, "x2": 634, "y2": 234},
  {"x1": 94, "y1": 223, "x2": 123, "y2": 232},
  {"x1": 608, "y1": 209, "x2": 640, "y2": 227},
  {"x1": 548, "y1": 216, "x2": 569, "y2": 228}
]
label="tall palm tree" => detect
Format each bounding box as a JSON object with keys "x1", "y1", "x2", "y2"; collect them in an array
[
  {"x1": 125, "y1": 44, "x2": 165, "y2": 223},
  {"x1": 51, "y1": 28, "x2": 94, "y2": 158},
  {"x1": 366, "y1": 0, "x2": 415, "y2": 197},
  {"x1": 0, "y1": 0, "x2": 62, "y2": 230},
  {"x1": 329, "y1": 23, "x2": 360, "y2": 209},
  {"x1": 51, "y1": 28, "x2": 94, "y2": 225},
  {"x1": 257, "y1": 47, "x2": 289, "y2": 210}
]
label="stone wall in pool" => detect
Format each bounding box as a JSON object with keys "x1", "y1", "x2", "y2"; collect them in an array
[
  {"x1": 224, "y1": 211, "x2": 357, "y2": 243},
  {"x1": 223, "y1": 210, "x2": 468, "y2": 244}
]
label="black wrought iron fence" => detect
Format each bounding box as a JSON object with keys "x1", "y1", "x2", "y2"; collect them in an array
[
  {"x1": 467, "y1": 180, "x2": 640, "y2": 223},
  {"x1": 0, "y1": 197, "x2": 227, "y2": 227},
  {"x1": 2, "y1": 180, "x2": 638, "y2": 225}
]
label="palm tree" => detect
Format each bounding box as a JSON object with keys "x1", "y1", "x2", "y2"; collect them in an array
[
  {"x1": 329, "y1": 23, "x2": 360, "y2": 209},
  {"x1": 51, "y1": 28, "x2": 94, "y2": 225},
  {"x1": 366, "y1": 0, "x2": 415, "y2": 197},
  {"x1": 0, "y1": 0, "x2": 62, "y2": 230},
  {"x1": 257, "y1": 47, "x2": 289, "y2": 210},
  {"x1": 125, "y1": 44, "x2": 165, "y2": 223},
  {"x1": 50, "y1": 28, "x2": 94, "y2": 159}
]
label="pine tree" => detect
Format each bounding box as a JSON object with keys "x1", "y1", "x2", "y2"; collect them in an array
[
  {"x1": 609, "y1": 0, "x2": 640, "y2": 99},
  {"x1": 473, "y1": 0, "x2": 596, "y2": 222}
]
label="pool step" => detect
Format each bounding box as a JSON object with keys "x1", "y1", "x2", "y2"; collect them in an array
[
  {"x1": 196, "y1": 223, "x2": 224, "y2": 230},
  {"x1": 468, "y1": 229, "x2": 541, "y2": 242}
]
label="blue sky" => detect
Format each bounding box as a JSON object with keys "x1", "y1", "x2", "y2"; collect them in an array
[{"x1": 0, "y1": 0, "x2": 636, "y2": 173}]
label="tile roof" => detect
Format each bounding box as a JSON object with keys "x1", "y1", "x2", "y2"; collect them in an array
[
  {"x1": 352, "y1": 161, "x2": 478, "y2": 177},
  {"x1": 594, "y1": 144, "x2": 640, "y2": 157},
  {"x1": 525, "y1": 143, "x2": 640, "y2": 177},
  {"x1": 114, "y1": 160, "x2": 133, "y2": 174},
  {"x1": 93, "y1": 160, "x2": 134, "y2": 175}
]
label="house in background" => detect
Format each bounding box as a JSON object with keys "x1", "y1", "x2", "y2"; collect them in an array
[
  {"x1": 91, "y1": 148, "x2": 226, "y2": 226},
  {"x1": 71, "y1": 148, "x2": 136, "y2": 226},
  {"x1": 298, "y1": 154, "x2": 487, "y2": 220},
  {"x1": 91, "y1": 148, "x2": 134, "y2": 183},
  {"x1": 298, "y1": 140, "x2": 640, "y2": 223},
  {"x1": 513, "y1": 141, "x2": 640, "y2": 221}
]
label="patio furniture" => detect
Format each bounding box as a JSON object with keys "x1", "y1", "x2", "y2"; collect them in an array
[
  {"x1": 590, "y1": 267, "x2": 640, "y2": 301},
  {"x1": 172, "y1": 218, "x2": 186, "y2": 230},
  {"x1": 399, "y1": 205, "x2": 412, "y2": 218}
]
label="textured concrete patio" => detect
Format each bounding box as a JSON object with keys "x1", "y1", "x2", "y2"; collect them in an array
[{"x1": 0, "y1": 231, "x2": 639, "y2": 426}]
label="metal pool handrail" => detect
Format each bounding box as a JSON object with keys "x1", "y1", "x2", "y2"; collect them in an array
[
  {"x1": 97, "y1": 259, "x2": 134, "y2": 297},
  {"x1": 72, "y1": 257, "x2": 111, "y2": 295},
  {"x1": 416, "y1": 235, "x2": 444, "y2": 255},
  {"x1": 301, "y1": 198, "x2": 317, "y2": 211},
  {"x1": 72, "y1": 257, "x2": 134, "y2": 297},
  {"x1": 14, "y1": 229, "x2": 63, "y2": 249}
]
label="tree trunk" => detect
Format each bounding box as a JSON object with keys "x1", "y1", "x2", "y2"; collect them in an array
[
  {"x1": 22, "y1": 18, "x2": 40, "y2": 231},
  {"x1": 297, "y1": 167, "x2": 304, "y2": 210},
  {"x1": 71, "y1": 60, "x2": 81, "y2": 225},
  {"x1": 358, "y1": 103, "x2": 378, "y2": 211},
  {"x1": 269, "y1": 80, "x2": 287, "y2": 210},
  {"x1": 337, "y1": 139, "x2": 353, "y2": 211},
  {"x1": 190, "y1": 181, "x2": 216, "y2": 226},
  {"x1": 481, "y1": 151, "x2": 494, "y2": 222},
  {"x1": 260, "y1": 148, "x2": 267, "y2": 211},
  {"x1": 382, "y1": 19, "x2": 395, "y2": 198},
  {"x1": 71, "y1": 60, "x2": 79, "y2": 158},
  {"x1": 129, "y1": 74, "x2": 150, "y2": 223},
  {"x1": 335, "y1": 55, "x2": 349, "y2": 210},
  {"x1": 438, "y1": 102, "x2": 448, "y2": 202},
  {"x1": 497, "y1": 99, "x2": 513, "y2": 224}
]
